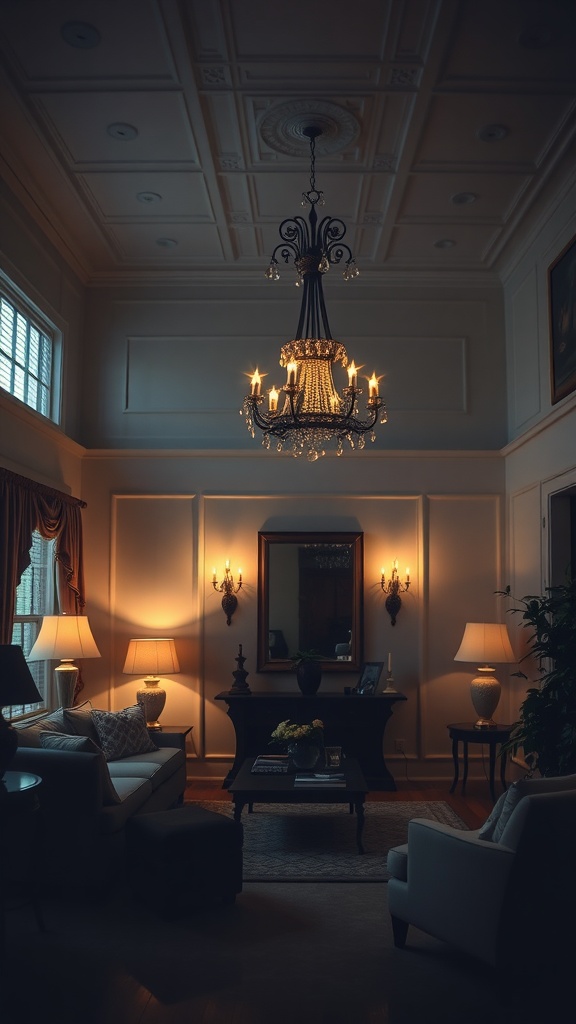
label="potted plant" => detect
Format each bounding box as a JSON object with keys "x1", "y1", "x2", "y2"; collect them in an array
[
  {"x1": 291, "y1": 649, "x2": 323, "y2": 696},
  {"x1": 499, "y1": 579, "x2": 576, "y2": 776}
]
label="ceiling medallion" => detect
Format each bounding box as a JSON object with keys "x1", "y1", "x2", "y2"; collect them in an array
[
  {"x1": 242, "y1": 125, "x2": 387, "y2": 462},
  {"x1": 259, "y1": 100, "x2": 360, "y2": 158}
]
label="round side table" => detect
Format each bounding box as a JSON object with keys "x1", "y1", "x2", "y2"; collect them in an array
[
  {"x1": 1, "y1": 770, "x2": 44, "y2": 952},
  {"x1": 447, "y1": 722, "x2": 513, "y2": 803}
]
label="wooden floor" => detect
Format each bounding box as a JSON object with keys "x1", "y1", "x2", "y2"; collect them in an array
[{"x1": 185, "y1": 776, "x2": 495, "y2": 830}]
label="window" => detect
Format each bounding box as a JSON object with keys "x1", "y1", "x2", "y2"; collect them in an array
[
  {"x1": 0, "y1": 292, "x2": 53, "y2": 419},
  {"x1": 10, "y1": 532, "x2": 55, "y2": 719}
]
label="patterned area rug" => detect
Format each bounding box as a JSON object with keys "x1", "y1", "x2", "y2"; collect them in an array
[{"x1": 189, "y1": 800, "x2": 467, "y2": 882}]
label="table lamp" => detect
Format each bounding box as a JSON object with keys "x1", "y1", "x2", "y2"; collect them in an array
[
  {"x1": 0, "y1": 644, "x2": 42, "y2": 776},
  {"x1": 123, "y1": 638, "x2": 180, "y2": 728},
  {"x1": 454, "y1": 622, "x2": 515, "y2": 728},
  {"x1": 28, "y1": 614, "x2": 101, "y2": 708}
]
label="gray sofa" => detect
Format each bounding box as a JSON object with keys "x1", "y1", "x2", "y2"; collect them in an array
[{"x1": 12, "y1": 704, "x2": 187, "y2": 891}]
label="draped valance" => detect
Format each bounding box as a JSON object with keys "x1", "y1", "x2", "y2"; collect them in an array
[{"x1": 0, "y1": 467, "x2": 87, "y2": 643}]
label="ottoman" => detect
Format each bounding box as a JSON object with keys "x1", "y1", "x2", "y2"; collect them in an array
[{"x1": 127, "y1": 805, "x2": 243, "y2": 915}]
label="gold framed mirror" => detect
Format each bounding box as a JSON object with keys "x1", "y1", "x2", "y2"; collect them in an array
[{"x1": 257, "y1": 531, "x2": 364, "y2": 672}]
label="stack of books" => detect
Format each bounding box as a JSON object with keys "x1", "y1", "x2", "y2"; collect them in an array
[
  {"x1": 251, "y1": 755, "x2": 289, "y2": 774},
  {"x1": 294, "y1": 772, "x2": 346, "y2": 787}
]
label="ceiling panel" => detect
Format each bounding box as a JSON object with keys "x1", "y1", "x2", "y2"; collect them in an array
[{"x1": 0, "y1": 0, "x2": 573, "y2": 282}]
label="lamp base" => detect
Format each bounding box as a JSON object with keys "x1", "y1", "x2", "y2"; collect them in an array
[
  {"x1": 55, "y1": 663, "x2": 80, "y2": 709},
  {"x1": 0, "y1": 710, "x2": 18, "y2": 778},
  {"x1": 137, "y1": 679, "x2": 166, "y2": 729},
  {"x1": 470, "y1": 671, "x2": 501, "y2": 731}
]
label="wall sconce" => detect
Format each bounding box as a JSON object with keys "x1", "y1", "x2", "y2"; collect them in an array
[
  {"x1": 212, "y1": 561, "x2": 243, "y2": 625},
  {"x1": 380, "y1": 560, "x2": 411, "y2": 626}
]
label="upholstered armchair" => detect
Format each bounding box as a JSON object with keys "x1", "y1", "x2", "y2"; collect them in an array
[{"x1": 387, "y1": 774, "x2": 576, "y2": 970}]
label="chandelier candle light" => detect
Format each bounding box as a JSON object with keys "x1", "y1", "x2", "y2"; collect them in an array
[{"x1": 242, "y1": 125, "x2": 387, "y2": 461}]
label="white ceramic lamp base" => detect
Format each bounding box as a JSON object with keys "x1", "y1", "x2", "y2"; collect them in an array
[
  {"x1": 470, "y1": 669, "x2": 501, "y2": 729},
  {"x1": 137, "y1": 679, "x2": 166, "y2": 729}
]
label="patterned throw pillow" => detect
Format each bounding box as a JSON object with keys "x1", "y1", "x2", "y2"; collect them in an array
[
  {"x1": 91, "y1": 705, "x2": 158, "y2": 762},
  {"x1": 39, "y1": 732, "x2": 121, "y2": 806}
]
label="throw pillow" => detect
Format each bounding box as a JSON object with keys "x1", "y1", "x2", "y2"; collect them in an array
[
  {"x1": 15, "y1": 706, "x2": 67, "y2": 747},
  {"x1": 91, "y1": 705, "x2": 158, "y2": 762},
  {"x1": 39, "y1": 732, "x2": 121, "y2": 805},
  {"x1": 62, "y1": 700, "x2": 100, "y2": 743},
  {"x1": 478, "y1": 782, "x2": 521, "y2": 842}
]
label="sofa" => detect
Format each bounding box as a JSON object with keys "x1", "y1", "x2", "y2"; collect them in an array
[{"x1": 12, "y1": 701, "x2": 187, "y2": 891}]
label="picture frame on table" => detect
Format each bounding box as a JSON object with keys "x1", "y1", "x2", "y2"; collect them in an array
[
  {"x1": 355, "y1": 661, "x2": 384, "y2": 695},
  {"x1": 549, "y1": 233, "x2": 576, "y2": 405}
]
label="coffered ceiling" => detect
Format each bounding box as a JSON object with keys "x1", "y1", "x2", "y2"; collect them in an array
[{"x1": 0, "y1": 0, "x2": 575, "y2": 284}]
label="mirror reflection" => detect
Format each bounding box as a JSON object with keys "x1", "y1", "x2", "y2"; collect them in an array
[{"x1": 257, "y1": 531, "x2": 363, "y2": 672}]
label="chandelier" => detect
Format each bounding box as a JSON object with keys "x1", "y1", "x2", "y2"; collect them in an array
[{"x1": 242, "y1": 125, "x2": 387, "y2": 461}]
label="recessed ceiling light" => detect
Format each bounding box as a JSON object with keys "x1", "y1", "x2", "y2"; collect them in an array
[
  {"x1": 61, "y1": 21, "x2": 101, "y2": 49},
  {"x1": 477, "y1": 124, "x2": 509, "y2": 143},
  {"x1": 434, "y1": 239, "x2": 456, "y2": 249},
  {"x1": 451, "y1": 192, "x2": 478, "y2": 205},
  {"x1": 137, "y1": 192, "x2": 162, "y2": 205},
  {"x1": 156, "y1": 238, "x2": 178, "y2": 248},
  {"x1": 107, "y1": 123, "x2": 138, "y2": 141}
]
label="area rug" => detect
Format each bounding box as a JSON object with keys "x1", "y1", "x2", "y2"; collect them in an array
[{"x1": 188, "y1": 800, "x2": 467, "y2": 881}]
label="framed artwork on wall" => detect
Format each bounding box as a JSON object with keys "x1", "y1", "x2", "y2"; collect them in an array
[
  {"x1": 549, "y1": 233, "x2": 576, "y2": 405},
  {"x1": 355, "y1": 661, "x2": 384, "y2": 695}
]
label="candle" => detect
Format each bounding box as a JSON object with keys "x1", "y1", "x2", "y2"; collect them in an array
[
  {"x1": 212, "y1": 568, "x2": 217, "y2": 583},
  {"x1": 250, "y1": 369, "x2": 262, "y2": 396},
  {"x1": 368, "y1": 372, "x2": 379, "y2": 399},
  {"x1": 225, "y1": 559, "x2": 230, "y2": 572},
  {"x1": 406, "y1": 567, "x2": 410, "y2": 582},
  {"x1": 347, "y1": 361, "x2": 358, "y2": 388},
  {"x1": 286, "y1": 361, "x2": 297, "y2": 388},
  {"x1": 388, "y1": 652, "x2": 392, "y2": 673},
  {"x1": 269, "y1": 386, "x2": 279, "y2": 412},
  {"x1": 238, "y1": 569, "x2": 243, "y2": 583}
]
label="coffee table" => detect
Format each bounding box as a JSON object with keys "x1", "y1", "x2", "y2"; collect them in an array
[{"x1": 228, "y1": 757, "x2": 369, "y2": 853}]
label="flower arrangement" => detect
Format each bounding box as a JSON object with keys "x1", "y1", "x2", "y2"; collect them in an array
[{"x1": 270, "y1": 718, "x2": 324, "y2": 748}]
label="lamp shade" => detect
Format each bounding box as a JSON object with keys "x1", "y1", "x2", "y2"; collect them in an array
[
  {"x1": 123, "y1": 638, "x2": 180, "y2": 676},
  {"x1": 454, "y1": 623, "x2": 515, "y2": 665},
  {"x1": 28, "y1": 615, "x2": 101, "y2": 661},
  {"x1": 0, "y1": 644, "x2": 42, "y2": 706}
]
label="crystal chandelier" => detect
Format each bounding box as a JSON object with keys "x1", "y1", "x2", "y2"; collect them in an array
[{"x1": 242, "y1": 126, "x2": 387, "y2": 461}]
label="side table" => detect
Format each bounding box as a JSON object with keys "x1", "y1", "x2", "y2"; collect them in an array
[
  {"x1": 148, "y1": 725, "x2": 193, "y2": 753},
  {"x1": 447, "y1": 722, "x2": 513, "y2": 803},
  {"x1": 1, "y1": 770, "x2": 44, "y2": 955}
]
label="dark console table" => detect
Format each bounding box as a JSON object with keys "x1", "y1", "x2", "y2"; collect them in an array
[{"x1": 215, "y1": 690, "x2": 407, "y2": 790}]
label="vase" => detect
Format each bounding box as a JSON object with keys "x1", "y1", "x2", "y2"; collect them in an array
[
  {"x1": 288, "y1": 741, "x2": 321, "y2": 770},
  {"x1": 295, "y1": 659, "x2": 322, "y2": 696}
]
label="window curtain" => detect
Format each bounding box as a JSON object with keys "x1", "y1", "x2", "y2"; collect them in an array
[{"x1": 0, "y1": 467, "x2": 87, "y2": 644}]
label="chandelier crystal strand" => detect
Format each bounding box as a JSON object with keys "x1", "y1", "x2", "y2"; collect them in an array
[{"x1": 243, "y1": 124, "x2": 387, "y2": 460}]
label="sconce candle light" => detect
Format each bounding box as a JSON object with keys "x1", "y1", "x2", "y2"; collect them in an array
[
  {"x1": 212, "y1": 561, "x2": 243, "y2": 625},
  {"x1": 380, "y1": 560, "x2": 411, "y2": 625}
]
